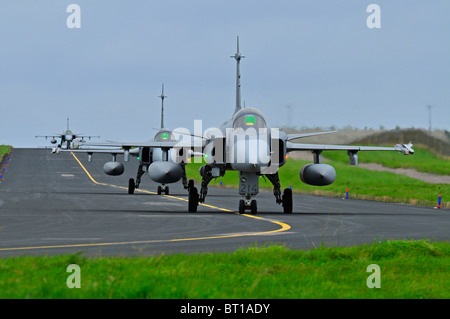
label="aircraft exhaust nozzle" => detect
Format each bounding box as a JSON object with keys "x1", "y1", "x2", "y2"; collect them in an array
[
  {"x1": 148, "y1": 161, "x2": 183, "y2": 184},
  {"x1": 300, "y1": 163, "x2": 336, "y2": 186},
  {"x1": 103, "y1": 161, "x2": 125, "y2": 176}
]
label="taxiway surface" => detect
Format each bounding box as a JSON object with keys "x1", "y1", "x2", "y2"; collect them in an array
[{"x1": 0, "y1": 148, "x2": 448, "y2": 257}]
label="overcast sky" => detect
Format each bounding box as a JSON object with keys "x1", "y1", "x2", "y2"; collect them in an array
[{"x1": 1, "y1": 0, "x2": 449, "y2": 147}]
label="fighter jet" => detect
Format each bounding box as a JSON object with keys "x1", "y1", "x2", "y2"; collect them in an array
[
  {"x1": 65, "y1": 84, "x2": 195, "y2": 195},
  {"x1": 36, "y1": 117, "x2": 100, "y2": 149},
  {"x1": 186, "y1": 37, "x2": 414, "y2": 214},
  {"x1": 126, "y1": 84, "x2": 195, "y2": 195}
]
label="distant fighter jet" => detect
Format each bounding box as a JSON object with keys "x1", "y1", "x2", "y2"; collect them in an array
[
  {"x1": 185, "y1": 37, "x2": 414, "y2": 213},
  {"x1": 65, "y1": 84, "x2": 195, "y2": 195},
  {"x1": 36, "y1": 117, "x2": 100, "y2": 149}
]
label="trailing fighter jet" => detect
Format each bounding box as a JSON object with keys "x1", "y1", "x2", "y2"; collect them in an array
[
  {"x1": 64, "y1": 84, "x2": 195, "y2": 195},
  {"x1": 36, "y1": 117, "x2": 100, "y2": 149},
  {"x1": 185, "y1": 37, "x2": 414, "y2": 214},
  {"x1": 126, "y1": 84, "x2": 195, "y2": 195}
]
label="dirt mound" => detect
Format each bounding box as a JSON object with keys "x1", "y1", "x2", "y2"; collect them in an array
[
  {"x1": 285, "y1": 128, "x2": 450, "y2": 157},
  {"x1": 285, "y1": 128, "x2": 379, "y2": 145},
  {"x1": 354, "y1": 129, "x2": 450, "y2": 157}
]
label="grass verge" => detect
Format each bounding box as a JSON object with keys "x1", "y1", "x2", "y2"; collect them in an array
[
  {"x1": 185, "y1": 157, "x2": 449, "y2": 208},
  {"x1": 323, "y1": 146, "x2": 450, "y2": 175},
  {"x1": 0, "y1": 145, "x2": 12, "y2": 162},
  {"x1": 0, "y1": 240, "x2": 448, "y2": 299}
]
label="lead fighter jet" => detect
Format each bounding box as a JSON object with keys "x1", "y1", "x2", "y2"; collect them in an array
[{"x1": 186, "y1": 37, "x2": 414, "y2": 214}]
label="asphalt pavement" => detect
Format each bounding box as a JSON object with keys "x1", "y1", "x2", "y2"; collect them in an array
[{"x1": 0, "y1": 148, "x2": 448, "y2": 257}]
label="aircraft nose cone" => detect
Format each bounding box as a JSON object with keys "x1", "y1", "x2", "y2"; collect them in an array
[
  {"x1": 65, "y1": 134, "x2": 73, "y2": 141},
  {"x1": 230, "y1": 138, "x2": 271, "y2": 172},
  {"x1": 148, "y1": 161, "x2": 183, "y2": 183}
]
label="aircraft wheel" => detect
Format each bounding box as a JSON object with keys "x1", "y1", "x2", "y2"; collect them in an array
[
  {"x1": 250, "y1": 200, "x2": 257, "y2": 215},
  {"x1": 239, "y1": 200, "x2": 245, "y2": 214},
  {"x1": 128, "y1": 178, "x2": 135, "y2": 194},
  {"x1": 282, "y1": 188, "x2": 293, "y2": 214},
  {"x1": 188, "y1": 187, "x2": 199, "y2": 212},
  {"x1": 157, "y1": 186, "x2": 162, "y2": 195},
  {"x1": 165, "y1": 186, "x2": 169, "y2": 195}
]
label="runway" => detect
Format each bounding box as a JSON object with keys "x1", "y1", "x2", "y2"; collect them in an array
[{"x1": 0, "y1": 148, "x2": 448, "y2": 257}]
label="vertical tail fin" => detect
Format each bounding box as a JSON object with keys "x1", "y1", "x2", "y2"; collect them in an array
[
  {"x1": 159, "y1": 83, "x2": 167, "y2": 129},
  {"x1": 231, "y1": 36, "x2": 245, "y2": 115}
]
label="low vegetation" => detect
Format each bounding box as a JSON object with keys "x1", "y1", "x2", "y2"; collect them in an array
[
  {"x1": 0, "y1": 240, "x2": 448, "y2": 298},
  {"x1": 323, "y1": 146, "x2": 450, "y2": 175},
  {"x1": 0, "y1": 145, "x2": 12, "y2": 161},
  {"x1": 185, "y1": 154, "x2": 449, "y2": 208}
]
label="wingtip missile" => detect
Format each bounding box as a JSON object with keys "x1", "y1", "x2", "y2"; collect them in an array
[{"x1": 395, "y1": 142, "x2": 414, "y2": 155}]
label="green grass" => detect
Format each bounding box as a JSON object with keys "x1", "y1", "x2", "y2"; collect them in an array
[
  {"x1": 0, "y1": 240, "x2": 448, "y2": 298},
  {"x1": 0, "y1": 145, "x2": 12, "y2": 161},
  {"x1": 323, "y1": 146, "x2": 450, "y2": 175},
  {"x1": 185, "y1": 158, "x2": 449, "y2": 208}
]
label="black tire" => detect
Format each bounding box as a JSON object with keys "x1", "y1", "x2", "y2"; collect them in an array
[
  {"x1": 188, "y1": 187, "x2": 199, "y2": 212},
  {"x1": 128, "y1": 178, "x2": 135, "y2": 194},
  {"x1": 250, "y1": 200, "x2": 257, "y2": 215},
  {"x1": 157, "y1": 186, "x2": 162, "y2": 195},
  {"x1": 282, "y1": 188, "x2": 293, "y2": 214},
  {"x1": 165, "y1": 186, "x2": 169, "y2": 195},
  {"x1": 239, "y1": 199, "x2": 245, "y2": 214},
  {"x1": 188, "y1": 179, "x2": 194, "y2": 190}
]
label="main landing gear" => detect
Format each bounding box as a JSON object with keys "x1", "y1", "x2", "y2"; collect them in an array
[
  {"x1": 188, "y1": 169, "x2": 293, "y2": 214},
  {"x1": 128, "y1": 177, "x2": 169, "y2": 195},
  {"x1": 127, "y1": 162, "x2": 194, "y2": 196},
  {"x1": 282, "y1": 188, "x2": 293, "y2": 214},
  {"x1": 188, "y1": 164, "x2": 213, "y2": 213},
  {"x1": 236, "y1": 189, "x2": 291, "y2": 215},
  {"x1": 188, "y1": 186, "x2": 199, "y2": 212},
  {"x1": 128, "y1": 178, "x2": 136, "y2": 194},
  {"x1": 128, "y1": 163, "x2": 146, "y2": 194}
]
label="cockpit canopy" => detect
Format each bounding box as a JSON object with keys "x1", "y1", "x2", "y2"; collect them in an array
[
  {"x1": 232, "y1": 108, "x2": 267, "y2": 131},
  {"x1": 154, "y1": 130, "x2": 174, "y2": 142}
]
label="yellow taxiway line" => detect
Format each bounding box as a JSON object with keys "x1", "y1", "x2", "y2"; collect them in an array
[{"x1": 0, "y1": 153, "x2": 291, "y2": 252}]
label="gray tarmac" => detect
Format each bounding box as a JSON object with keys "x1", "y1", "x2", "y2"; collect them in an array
[{"x1": 0, "y1": 148, "x2": 448, "y2": 257}]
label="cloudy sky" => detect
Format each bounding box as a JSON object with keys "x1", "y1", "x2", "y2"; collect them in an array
[{"x1": 1, "y1": 0, "x2": 448, "y2": 147}]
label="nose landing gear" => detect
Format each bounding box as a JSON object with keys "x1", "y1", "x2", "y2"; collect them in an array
[
  {"x1": 239, "y1": 198, "x2": 257, "y2": 214},
  {"x1": 157, "y1": 185, "x2": 169, "y2": 195}
]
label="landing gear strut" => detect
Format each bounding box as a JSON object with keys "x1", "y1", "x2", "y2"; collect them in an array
[
  {"x1": 128, "y1": 164, "x2": 146, "y2": 194},
  {"x1": 199, "y1": 166, "x2": 213, "y2": 204},
  {"x1": 135, "y1": 164, "x2": 146, "y2": 189}
]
